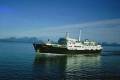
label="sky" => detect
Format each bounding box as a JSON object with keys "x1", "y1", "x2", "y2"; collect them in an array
[{"x1": 0, "y1": 0, "x2": 120, "y2": 43}]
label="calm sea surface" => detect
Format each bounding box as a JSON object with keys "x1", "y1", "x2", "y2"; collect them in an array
[{"x1": 0, "y1": 42, "x2": 120, "y2": 80}]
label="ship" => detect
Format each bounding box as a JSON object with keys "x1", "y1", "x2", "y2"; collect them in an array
[{"x1": 33, "y1": 30, "x2": 102, "y2": 54}]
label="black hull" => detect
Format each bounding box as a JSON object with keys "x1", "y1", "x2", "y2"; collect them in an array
[{"x1": 33, "y1": 43, "x2": 102, "y2": 54}]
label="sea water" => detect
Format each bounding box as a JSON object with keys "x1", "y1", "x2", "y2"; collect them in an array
[{"x1": 0, "y1": 42, "x2": 120, "y2": 80}]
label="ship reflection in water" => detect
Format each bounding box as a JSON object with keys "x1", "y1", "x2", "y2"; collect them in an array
[
  {"x1": 33, "y1": 53, "x2": 67, "y2": 80},
  {"x1": 33, "y1": 53, "x2": 102, "y2": 80}
]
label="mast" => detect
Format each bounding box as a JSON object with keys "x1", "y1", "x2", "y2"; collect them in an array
[
  {"x1": 65, "y1": 32, "x2": 69, "y2": 39},
  {"x1": 78, "y1": 30, "x2": 81, "y2": 41}
]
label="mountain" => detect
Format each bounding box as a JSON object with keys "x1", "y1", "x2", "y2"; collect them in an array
[
  {"x1": 102, "y1": 42, "x2": 120, "y2": 46},
  {"x1": 0, "y1": 37, "x2": 43, "y2": 43}
]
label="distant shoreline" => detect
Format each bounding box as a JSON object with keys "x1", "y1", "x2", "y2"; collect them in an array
[
  {"x1": 0, "y1": 41, "x2": 32, "y2": 44},
  {"x1": 0, "y1": 40, "x2": 120, "y2": 46},
  {"x1": 0, "y1": 37, "x2": 39, "y2": 44}
]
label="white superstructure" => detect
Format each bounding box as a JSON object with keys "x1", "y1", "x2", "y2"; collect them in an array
[{"x1": 65, "y1": 32, "x2": 102, "y2": 50}]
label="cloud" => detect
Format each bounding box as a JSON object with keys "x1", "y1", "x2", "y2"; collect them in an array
[
  {"x1": 77, "y1": 18, "x2": 120, "y2": 27},
  {"x1": 33, "y1": 18, "x2": 120, "y2": 34},
  {"x1": 35, "y1": 18, "x2": 120, "y2": 32},
  {"x1": 1, "y1": 18, "x2": 120, "y2": 42},
  {"x1": 31, "y1": 18, "x2": 120, "y2": 42}
]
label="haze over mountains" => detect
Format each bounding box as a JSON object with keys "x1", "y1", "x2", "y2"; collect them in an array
[{"x1": 0, "y1": 37, "x2": 39, "y2": 43}]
